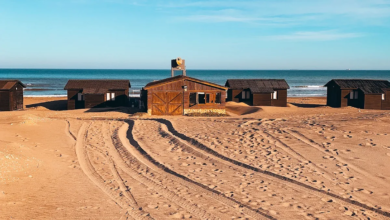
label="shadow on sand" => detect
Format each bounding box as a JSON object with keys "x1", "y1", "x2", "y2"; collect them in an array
[
  {"x1": 289, "y1": 103, "x2": 326, "y2": 108},
  {"x1": 85, "y1": 107, "x2": 145, "y2": 114},
  {"x1": 26, "y1": 100, "x2": 68, "y2": 111}
]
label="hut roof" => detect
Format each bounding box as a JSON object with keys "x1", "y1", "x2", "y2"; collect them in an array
[
  {"x1": 225, "y1": 79, "x2": 290, "y2": 94},
  {"x1": 324, "y1": 79, "x2": 390, "y2": 94},
  {"x1": 64, "y1": 80, "x2": 130, "y2": 94},
  {"x1": 143, "y1": 75, "x2": 227, "y2": 90},
  {"x1": 0, "y1": 80, "x2": 26, "y2": 91}
]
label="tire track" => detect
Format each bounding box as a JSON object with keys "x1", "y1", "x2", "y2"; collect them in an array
[
  {"x1": 65, "y1": 120, "x2": 76, "y2": 141},
  {"x1": 103, "y1": 122, "x2": 220, "y2": 220},
  {"x1": 75, "y1": 122, "x2": 153, "y2": 220},
  {"x1": 154, "y1": 119, "x2": 390, "y2": 219},
  {"x1": 120, "y1": 120, "x2": 275, "y2": 220},
  {"x1": 286, "y1": 129, "x2": 389, "y2": 188}
]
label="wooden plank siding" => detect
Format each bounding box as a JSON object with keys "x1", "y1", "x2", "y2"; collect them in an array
[
  {"x1": 0, "y1": 84, "x2": 24, "y2": 111},
  {"x1": 382, "y1": 91, "x2": 390, "y2": 110},
  {"x1": 326, "y1": 83, "x2": 341, "y2": 107},
  {"x1": 229, "y1": 89, "x2": 287, "y2": 107},
  {"x1": 66, "y1": 89, "x2": 129, "y2": 110},
  {"x1": 325, "y1": 79, "x2": 390, "y2": 110},
  {"x1": 0, "y1": 91, "x2": 10, "y2": 111},
  {"x1": 145, "y1": 78, "x2": 226, "y2": 115},
  {"x1": 364, "y1": 94, "x2": 382, "y2": 109},
  {"x1": 253, "y1": 93, "x2": 271, "y2": 106},
  {"x1": 271, "y1": 89, "x2": 287, "y2": 107}
]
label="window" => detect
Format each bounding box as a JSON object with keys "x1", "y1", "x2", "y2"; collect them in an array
[
  {"x1": 198, "y1": 92, "x2": 205, "y2": 104},
  {"x1": 77, "y1": 93, "x2": 83, "y2": 101},
  {"x1": 350, "y1": 91, "x2": 359, "y2": 100},
  {"x1": 383, "y1": 94, "x2": 386, "y2": 100},
  {"x1": 190, "y1": 92, "x2": 222, "y2": 105},
  {"x1": 107, "y1": 92, "x2": 115, "y2": 101},
  {"x1": 205, "y1": 94, "x2": 210, "y2": 103},
  {"x1": 215, "y1": 93, "x2": 221, "y2": 104},
  {"x1": 190, "y1": 93, "x2": 197, "y2": 106},
  {"x1": 272, "y1": 91, "x2": 278, "y2": 100},
  {"x1": 242, "y1": 90, "x2": 251, "y2": 99}
]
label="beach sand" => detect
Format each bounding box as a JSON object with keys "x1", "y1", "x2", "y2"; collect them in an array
[{"x1": 1, "y1": 97, "x2": 389, "y2": 219}]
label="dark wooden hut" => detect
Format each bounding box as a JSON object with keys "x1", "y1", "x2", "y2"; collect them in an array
[
  {"x1": 0, "y1": 80, "x2": 26, "y2": 111},
  {"x1": 325, "y1": 79, "x2": 390, "y2": 109},
  {"x1": 142, "y1": 75, "x2": 227, "y2": 115},
  {"x1": 225, "y1": 79, "x2": 290, "y2": 107},
  {"x1": 64, "y1": 80, "x2": 130, "y2": 110}
]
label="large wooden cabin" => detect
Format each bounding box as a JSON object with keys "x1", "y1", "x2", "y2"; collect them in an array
[
  {"x1": 142, "y1": 75, "x2": 227, "y2": 115},
  {"x1": 0, "y1": 80, "x2": 26, "y2": 111},
  {"x1": 325, "y1": 79, "x2": 390, "y2": 110},
  {"x1": 225, "y1": 79, "x2": 290, "y2": 107},
  {"x1": 64, "y1": 80, "x2": 130, "y2": 110}
]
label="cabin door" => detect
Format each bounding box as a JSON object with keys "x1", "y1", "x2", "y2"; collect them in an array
[{"x1": 151, "y1": 92, "x2": 183, "y2": 115}]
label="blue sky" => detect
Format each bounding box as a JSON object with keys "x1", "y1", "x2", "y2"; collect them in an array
[{"x1": 0, "y1": 0, "x2": 389, "y2": 69}]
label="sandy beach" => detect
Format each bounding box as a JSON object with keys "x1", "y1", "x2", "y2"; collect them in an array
[{"x1": 1, "y1": 97, "x2": 390, "y2": 219}]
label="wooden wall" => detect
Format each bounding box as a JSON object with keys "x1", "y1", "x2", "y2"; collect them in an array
[
  {"x1": 66, "y1": 89, "x2": 129, "y2": 109},
  {"x1": 252, "y1": 93, "x2": 269, "y2": 106},
  {"x1": 227, "y1": 89, "x2": 244, "y2": 103},
  {"x1": 85, "y1": 94, "x2": 105, "y2": 108},
  {"x1": 364, "y1": 94, "x2": 382, "y2": 109},
  {"x1": 67, "y1": 90, "x2": 81, "y2": 110},
  {"x1": 340, "y1": 89, "x2": 351, "y2": 107},
  {"x1": 271, "y1": 89, "x2": 287, "y2": 107},
  {"x1": 382, "y1": 91, "x2": 390, "y2": 110},
  {"x1": 230, "y1": 89, "x2": 287, "y2": 107},
  {"x1": 326, "y1": 84, "x2": 341, "y2": 107},
  {"x1": 0, "y1": 84, "x2": 24, "y2": 111},
  {"x1": 0, "y1": 91, "x2": 10, "y2": 111},
  {"x1": 145, "y1": 79, "x2": 226, "y2": 115}
]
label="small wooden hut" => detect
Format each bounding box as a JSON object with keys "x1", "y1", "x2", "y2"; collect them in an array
[
  {"x1": 0, "y1": 80, "x2": 26, "y2": 111},
  {"x1": 225, "y1": 79, "x2": 290, "y2": 107},
  {"x1": 142, "y1": 75, "x2": 227, "y2": 115},
  {"x1": 64, "y1": 80, "x2": 130, "y2": 109},
  {"x1": 325, "y1": 79, "x2": 390, "y2": 109}
]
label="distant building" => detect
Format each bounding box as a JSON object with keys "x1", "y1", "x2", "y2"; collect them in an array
[
  {"x1": 324, "y1": 79, "x2": 390, "y2": 109},
  {"x1": 0, "y1": 80, "x2": 26, "y2": 111},
  {"x1": 142, "y1": 75, "x2": 227, "y2": 115},
  {"x1": 225, "y1": 79, "x2": 290, "y2": 107},
  {"x1": 64, "y1": 80, "x2": 130, "y2": 109}
]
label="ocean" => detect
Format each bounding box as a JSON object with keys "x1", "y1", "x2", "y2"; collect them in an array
[{"x1": 1, "y1": 69, "x2": 389, "y2": 97}]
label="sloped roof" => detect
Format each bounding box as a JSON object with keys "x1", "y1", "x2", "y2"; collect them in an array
[
  {"x1": 324, "y1": 79, "x2": 390, "y2": 94},
  {"x1": 225, "y1": 79, "x2": 290, "y2": 93},
  {"x1": 143, "y1": 75, "x2": 227, "y2": 90},
  {"x1": 0, "y1": 80, "x2": 26, "y2": 90},
  {"x1": 64, "y1": 80, "x2": 130, "y2": 92}
]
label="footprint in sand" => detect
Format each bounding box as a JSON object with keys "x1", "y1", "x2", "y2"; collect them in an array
[{"x1": 343, "y1": 134, "x2": 353, "y2": 138}]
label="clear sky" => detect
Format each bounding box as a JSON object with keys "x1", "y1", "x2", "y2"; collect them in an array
[{"x1": 0, "y1": 0, "x2": 390, "y2": 70}]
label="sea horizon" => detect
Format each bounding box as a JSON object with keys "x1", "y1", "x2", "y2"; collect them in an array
[{"x1": 1, "y1": 69, "x2": 390, "y2": 97}]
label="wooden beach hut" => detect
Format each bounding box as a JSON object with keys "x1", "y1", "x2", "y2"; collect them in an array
[
  {"x1": 142, "y1": 75, "x2": 227, "y2": 116},
  {"x1": 0, "y1": 80, "x2": 26, "y2": 111},
  {"x1": 64, "y1": 80, "x2": 130, "y2": 110},
  {"x1": 325, "y1": 79, "x2": 390, "y2": 110},
  {"x1": 225, "y1": 79, "x2": 290, "y2": 107}
]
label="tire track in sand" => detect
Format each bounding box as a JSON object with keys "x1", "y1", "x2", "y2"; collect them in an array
[
  {"x1": 285, "y1": 129, "x2": 389, "y2": 188},
  {"x1": 75, "y1": 122, "x2": 153, "y2": 220},
  {"x1": 103, "y1": 122, "x2": 220, "y2": 220},
  {"x1": 120, "y1": 120, "x2": 275, "y2": 220},
  {"x1": 154, "y1": 119, "x2": 390, "y2": 219}
]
